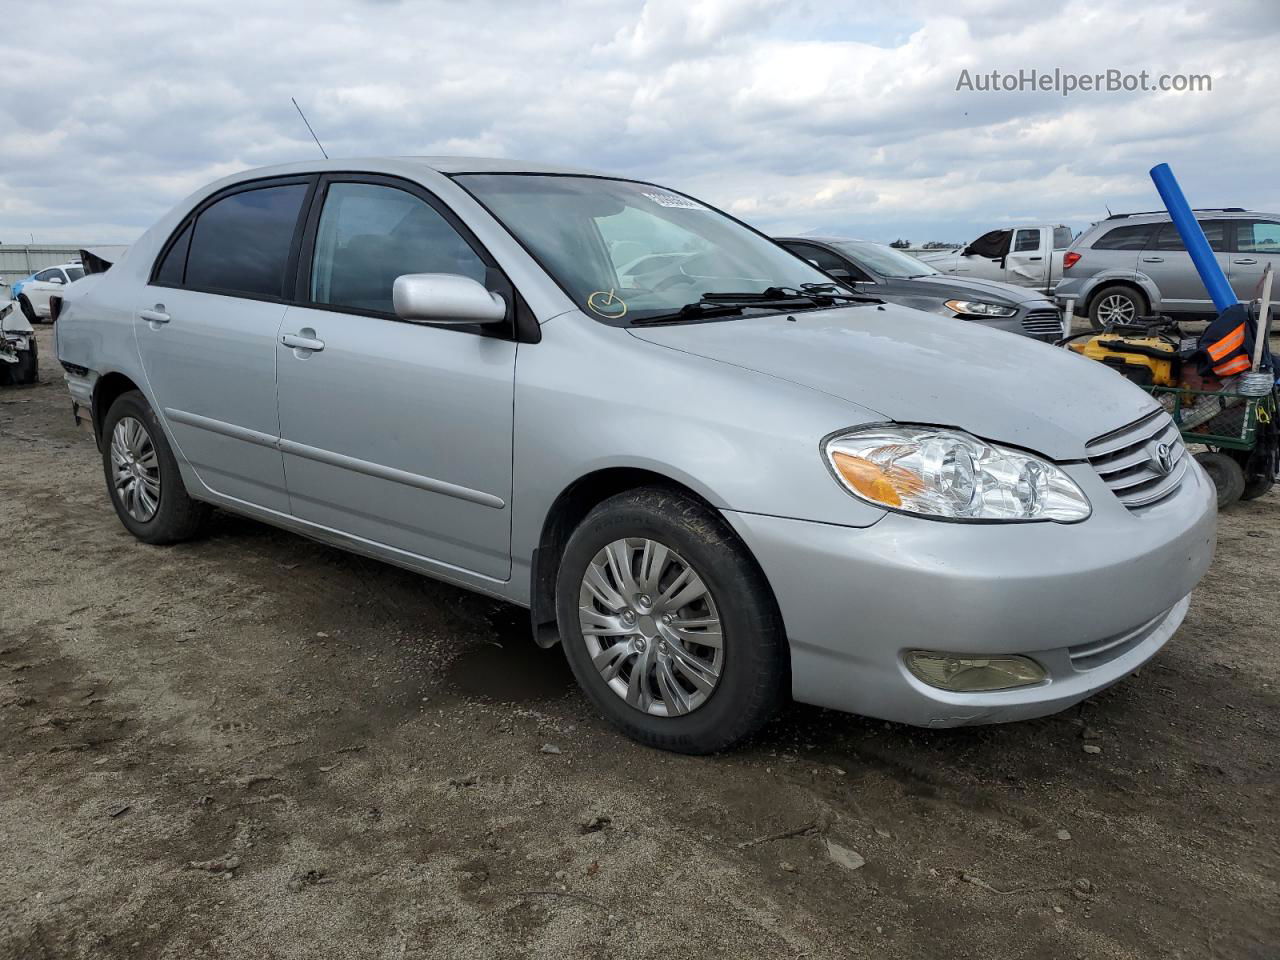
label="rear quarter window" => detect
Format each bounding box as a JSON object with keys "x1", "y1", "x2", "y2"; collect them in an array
[{"x1": 1090, "y1": 223, "x2": 1153, "y2": 251}]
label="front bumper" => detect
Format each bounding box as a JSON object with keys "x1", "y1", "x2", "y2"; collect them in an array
[{"x1": 722, "y1": 458, "x2": 1217, "y2": 727}]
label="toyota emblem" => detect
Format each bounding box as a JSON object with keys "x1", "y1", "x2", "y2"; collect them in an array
[{"x1": 1152, "y1": 441, "x2": 1174, "y2": 475}]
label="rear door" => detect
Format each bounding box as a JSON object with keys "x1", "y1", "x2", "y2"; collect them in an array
[
  {"x1": 275, "y1": 175, "x2": 516, "y2": 579},
  {"x1": 1139, "y1": 219, "x2": 1231, "y2": 312},
  {"x1": 136, "y1": 177, "x2": 312, "y2": 513},
  {"x1": 1004, "y1": 228, "x2": 1048, "y2": 288},
  {"x1": 1228, "y1": 218, "x2": 1280, "y2": 301}
]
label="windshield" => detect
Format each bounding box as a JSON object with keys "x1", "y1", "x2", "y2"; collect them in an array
[
  {"x1": 455, "y1": 174, "x2": 838, "y2": 322},
  {"x1": 830, "y1": 240, "x2": 938, "y2": 279}
]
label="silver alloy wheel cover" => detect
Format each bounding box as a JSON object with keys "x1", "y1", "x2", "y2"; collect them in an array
[
  {"x1": 110, "y1": 416, "x2": 161, "y2": 522},
  {"x1": 1097, "y1": 293, "x2": 1137, "y2": 323},
  {"x1": 578, "y1": 537, "x2": 724, "y2": 717}
]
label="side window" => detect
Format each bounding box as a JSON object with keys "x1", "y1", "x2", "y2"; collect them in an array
[
  {"x1": 1149, "y1": 219, "x2": 1228, "y2": 253},
  {"x1": 34, "y1": 268, "x2": 59, "y2": 282},
  {"x1": 1238, "y1": 220, "x2": 1280, "y2": 254},
  {"x1": 785, "y1": 242, "x2": 864, "y2": 280},
  {"x1": 967, "y1": 230, "x2": 1011, "y2": 258},
  {"x1": 184, "y1": 184, "x2": 308, "y2": 298},
  {"x1": 1053, "y1": 226, "x2": 1074, "y2": 250},
  {"x1": 154, "y1": 221, "x2": 193, "y2": 286},
  {"x1": 1092, "y1": 223, "x2": 1152, "y2": 251},
  {"x1": 310, "y1": 182, "x2": 487, "y2": 314},
  {"x1": 1013, "y1": 229, "x2": 1040, "y2": 252},
  {"x1": 65, "y1": 267, "x2": 85, "y2": 282}
]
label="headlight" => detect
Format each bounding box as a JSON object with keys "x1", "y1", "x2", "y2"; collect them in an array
[
  {"x1": 943, "y1": 299, "x2": 1017, "y2": 318},
  {"x1": 824, "y1": 425, "x2": 1091, "y2": 522}
]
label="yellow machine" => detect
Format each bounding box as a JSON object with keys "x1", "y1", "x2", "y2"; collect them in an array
[{"x1": 1064, "y1": 321, "x2": 1181, "y2": 388}]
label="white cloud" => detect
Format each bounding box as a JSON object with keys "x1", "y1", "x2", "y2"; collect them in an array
[{"x1": 0, "y1": 0, "x2": 1276, "y2": 247}]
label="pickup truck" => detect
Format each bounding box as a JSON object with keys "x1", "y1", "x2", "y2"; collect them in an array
[{"x1": 914, "y1": 224, "x2": 1075, "y2": 295}]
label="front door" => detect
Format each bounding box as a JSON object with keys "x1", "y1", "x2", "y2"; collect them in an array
[
  {"x1": 275, "y1": 177, "x2": 516, "y2": 580},
  {"x1": 957, "y1": 229, "x2": 1012, "y2": 281},
  {"x1": 136, "y1": 179, "x2": 311, "y2": 512},
  {"x1": 1227, "y1": 219, "x2": 1280, "y2": 303}
]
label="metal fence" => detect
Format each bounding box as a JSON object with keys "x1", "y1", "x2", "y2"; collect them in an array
[{"x1": 0, "y1": 244, "x2": 129, "y2": 288}]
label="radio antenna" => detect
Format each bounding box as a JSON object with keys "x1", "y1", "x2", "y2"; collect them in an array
[{"x1": 291, "y1": 97, "x2": 329, "y2": 159}]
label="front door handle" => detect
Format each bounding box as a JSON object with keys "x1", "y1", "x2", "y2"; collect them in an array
[
  {"x1": 281, "y1": 332, "x2": 325, "y2": 352},
  {"x1": 1141, "y1": 257, "x2": 1164, "y2": 263},
  {"x1": 1234, "y1": 258, "x2": 1258, "y2": 265},
  {"x1": 139, "y1": 308, "x2": 170, "y2": 324}
]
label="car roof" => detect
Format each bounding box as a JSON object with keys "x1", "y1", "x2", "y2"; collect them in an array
[
  {"x1": 220, "y1": 156, "x2": 608, "y2": 182},
  {"x1": 1099, "y1": 209, "x2": 1274, "y2": 224}
]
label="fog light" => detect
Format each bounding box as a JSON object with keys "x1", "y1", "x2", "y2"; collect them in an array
[{"x1": 905, "y1": 652, "x2": 1046, "y2": 692}]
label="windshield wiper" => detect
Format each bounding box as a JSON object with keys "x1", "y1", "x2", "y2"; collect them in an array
[{"x1": 628, "y1": 285, "x2": 876, "y2": 326}]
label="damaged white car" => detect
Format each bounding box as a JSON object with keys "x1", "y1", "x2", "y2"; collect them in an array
[{"x1": 0, "y1": 298, "x2": 38, "y2": 385}]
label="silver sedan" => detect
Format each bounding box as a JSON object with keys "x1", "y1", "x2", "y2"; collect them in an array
[{"x1": 55, "y1": 158, "x2": 1216, "y2": 753}]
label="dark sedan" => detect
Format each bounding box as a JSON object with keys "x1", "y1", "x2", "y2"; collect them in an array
[{"x1": 776, "y1": 236, "x2": 1065, "y2": 342}]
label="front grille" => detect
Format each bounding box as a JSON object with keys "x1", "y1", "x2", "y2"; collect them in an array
[
  {"x1": 1068, "y1": 606, "x2": 1169, "y2": 670},
  {"x1": 1086, "y1": 409, "x2": 1187, "y2": 510},
  {"x1": 1022, "y1": 308, "x2": 1063, "y2": 337}
]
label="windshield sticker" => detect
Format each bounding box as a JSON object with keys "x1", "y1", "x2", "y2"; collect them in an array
[
  {"x1": 642, "y1": 192, "x2": 704, "y2": 210},
  {"x1": 587, "y1": 289, "x2": 628, "y2": 319}
]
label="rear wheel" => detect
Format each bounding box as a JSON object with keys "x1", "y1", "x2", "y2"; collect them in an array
[
  {"x1": 555, "y1": 487, "x2": 787, "y2": 754},
  {"x1": 1089, "y1": 285, "x2": 1145, "y2": 330},
  {"x1": 1195, "y1": 451, "x2": 1246, "y2": 508},
  {"x1": 101, "y1": 390, "x2": 210, "y2": 543}
]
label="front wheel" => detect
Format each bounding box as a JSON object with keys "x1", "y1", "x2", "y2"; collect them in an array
[
  {"x1": 101, "y1": 390, "x2": 210, "y2": 544},
  {"x1": 555, "y1": 487, "x2": 788, "y2": 754}
]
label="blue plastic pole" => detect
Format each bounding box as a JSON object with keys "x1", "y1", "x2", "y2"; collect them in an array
[{"x1": 1149, "y1": 163, "x2": 1238, "y2": 311}]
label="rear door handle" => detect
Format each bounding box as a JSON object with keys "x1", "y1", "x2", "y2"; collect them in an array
[
  {"x1": 281, "y1": 332, "x2": 325, "y2": 352},
  {"x1": 1234, "y1": 258, "x2": 1258, "y2": 265},
  {"x1": 139, "y1": 308, "x2": 170, "y2": 324},
  {"x1": 1141, "y1": 257, "x2": 1164, "y2": 263}
]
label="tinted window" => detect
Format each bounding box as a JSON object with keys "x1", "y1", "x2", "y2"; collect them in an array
[
  {"x1": 1238, "y1": 220, "x2": 1280, "y2": 254},
  {"x1": 1092, "y1": 223, "x2": 1152, "y2": 250},
  {"x1": 34, "y1": 268, "x2": 60, "y2": 282},
  {"x1": 784, "y1": 242, "x2": 860, "y2": 278},
  {"x1": 65, "y1": 267, "x2": 84, "y2": 282},
  {"x1": 1149, "y1": 219, "x2": 1228, "y2": 252},
  {"x1": 310, "y1": 182, "x2": 486, "y2": 314},
  {"x1": 1053, "y1": 226, "x2": 1074, "y2": 250},
  {"x1": 154, "y1": 222, "x2": 192, "y2": 286},
  {"x1": 185, "y1": 184, "x2": 307, "y2": 298},
  {"x1": 1013, "y1": 229, "x2": 1040, "y2": 252}
]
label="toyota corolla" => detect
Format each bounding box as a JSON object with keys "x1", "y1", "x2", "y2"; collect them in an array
[{"x1": 54, "y1": 158, "x2": 1216, "y2": 753}]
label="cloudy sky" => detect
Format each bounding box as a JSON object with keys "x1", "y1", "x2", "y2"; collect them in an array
[{"x1": 2, "y1": 0, "x2": 1277, "y2": 247}]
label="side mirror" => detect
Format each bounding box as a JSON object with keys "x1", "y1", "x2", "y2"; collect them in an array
[
  {"x1": 392, "y1": 273, "x2": 506, "y2": 326},
  {"x1": 49, "y1": 276, "x2": 65, "y2": 284}
]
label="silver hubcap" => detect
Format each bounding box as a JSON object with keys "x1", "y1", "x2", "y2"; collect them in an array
[
  {"x1": 110, "y1": 416, "x2": 160, "y2": 522},
  {"x1": 1097, "y1": 294, "x2": 1137, "y2": 324},
  {"x1": 578, "y1": 538, "x2": 724, "y2": 717}
]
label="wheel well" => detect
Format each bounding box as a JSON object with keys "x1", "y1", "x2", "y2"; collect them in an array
[
  {"x1": 91, "y1": 372, "x2": 141, "y2": 449},
  {"x1": 528, "y1": 468, "x2": 784, "y2": 656},
  {"x1": 1087, "y1": 281, "x2": 1149, "y2": 315}
]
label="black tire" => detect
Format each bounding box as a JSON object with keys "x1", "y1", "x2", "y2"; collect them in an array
[
  {"x1": 101, "y1": 390, "x2": 210, "y2": 544},
  {"x1": 1088, "y1": 284, "x2": 1146, "y2": 331},
  {"x1": 555, "y1": 487, "x2": 788, "y2": 754},
  {"x1": 18, "y1": 295, "x2": 39, "y2": 324},
  {"x1": 1227, "y1": 448, "x2": 1275, "y2": 501},
  {"x1": 1195, "y1": 451, "x2": 1246, "y2": 508},
  {"x1": 16, "y1": 337, "x2": 38, "y2": 384}
]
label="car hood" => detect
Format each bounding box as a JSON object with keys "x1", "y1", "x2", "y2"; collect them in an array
[
  {"x1": 905, "y1": 274, "x2": 1050, "y2": 305},
  {"x1": 1, "y1": 301, "x2": 33, "y2": 335},
  {"x1": 627, "y1": 303, "x2": 1158, "y2": 460}
]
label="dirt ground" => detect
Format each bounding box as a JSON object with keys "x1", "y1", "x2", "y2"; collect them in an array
[{"x1": 1, "y1": 323, "x2": 1277, "y2": 960}]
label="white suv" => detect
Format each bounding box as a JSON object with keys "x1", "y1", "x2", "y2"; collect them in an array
[{"x1": 17, "y1": 261, "x2": 85, "y2": 322}]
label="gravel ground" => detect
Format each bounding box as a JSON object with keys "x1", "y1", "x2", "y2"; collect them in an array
[{"x1": 1, "y1": 324, "x2": 1277, "y2": 960}]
